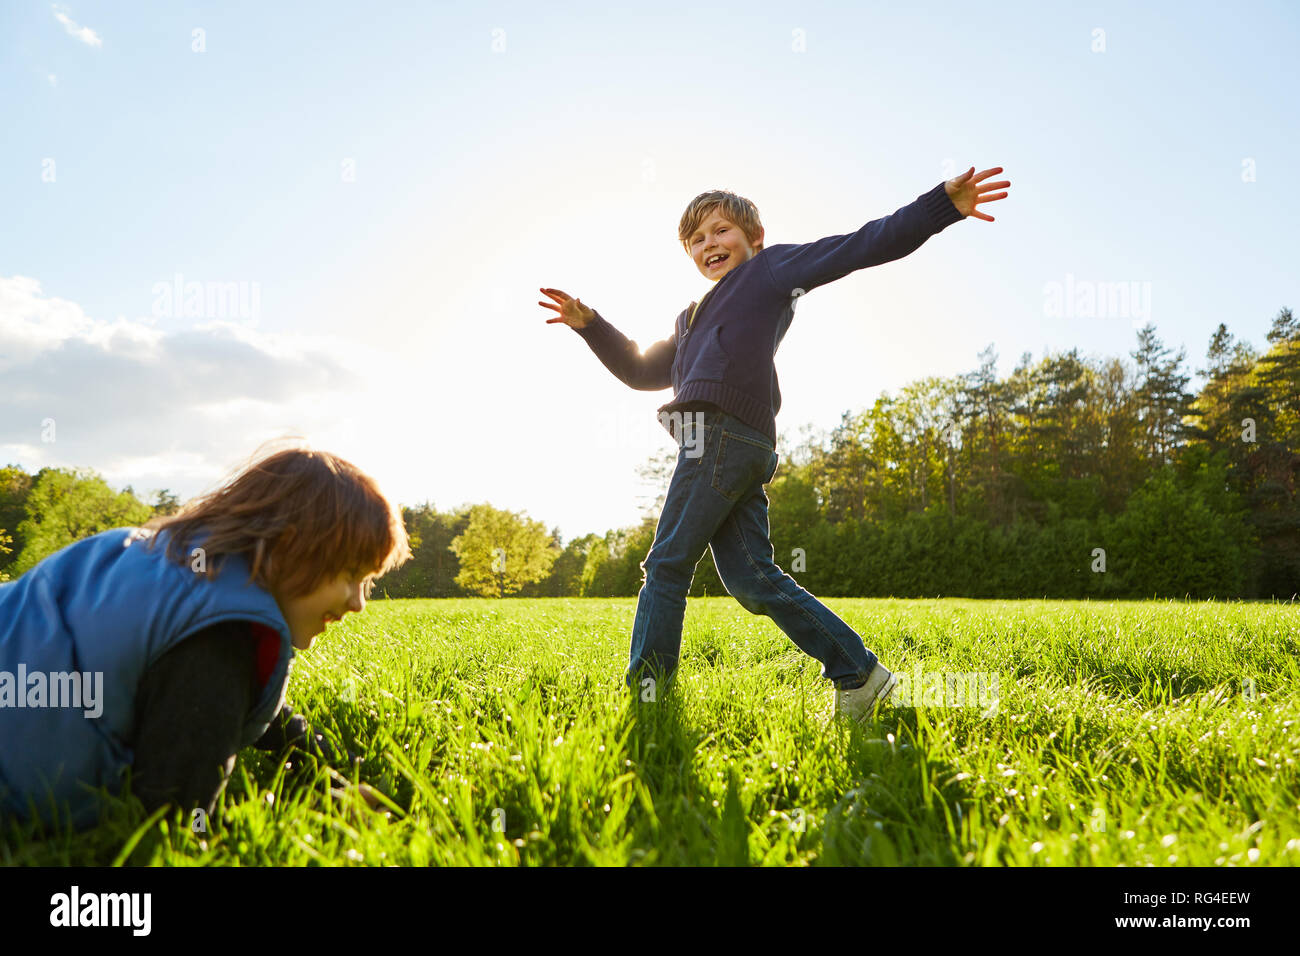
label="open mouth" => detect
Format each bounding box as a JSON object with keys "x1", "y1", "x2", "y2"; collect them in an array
[{"x1": 706, "y1": 254, "x2": 729, "y2": 269}]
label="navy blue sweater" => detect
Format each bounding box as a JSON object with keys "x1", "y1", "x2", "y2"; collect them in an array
[{"x1": 574, "y1": 181, "x2": 965, "y2": 443}]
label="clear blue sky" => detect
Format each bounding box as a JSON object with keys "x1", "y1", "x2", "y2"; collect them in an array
[{"x1": 2, "y1": 0, "x2": 1297, "y2": 541}]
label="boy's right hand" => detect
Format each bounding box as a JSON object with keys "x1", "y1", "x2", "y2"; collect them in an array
[{"x1": 539, "y1": 287, "x2": 596, "y2": 329}]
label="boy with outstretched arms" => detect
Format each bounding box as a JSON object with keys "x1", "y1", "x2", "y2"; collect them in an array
[{"x1": 541, "y1": 167, "x2": 1009, "y2": 718}]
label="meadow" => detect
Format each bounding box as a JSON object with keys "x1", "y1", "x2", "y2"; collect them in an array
[{"x1": 4, "y1": 597, "x2": 1298, "y2": 867}]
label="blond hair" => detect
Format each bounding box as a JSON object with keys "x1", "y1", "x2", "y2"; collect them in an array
[{"x1": 678, "y1": 189, "x2": 764, "y2": 254}]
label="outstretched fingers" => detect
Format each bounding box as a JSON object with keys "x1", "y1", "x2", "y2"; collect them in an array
[
  {"x1": 971, "y1": 170, "x2": 1009, "y2": 222},
  {"x1": 540, "y1": 287, "x2": 562, "y2": 316},
  {"x1": 540, "y1": 287, "x2": 580, "y2": 324}
]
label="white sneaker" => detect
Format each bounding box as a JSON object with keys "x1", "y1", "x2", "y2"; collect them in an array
[{"x1": 832, "y1": 664, "x2": 900, "y2": 721}]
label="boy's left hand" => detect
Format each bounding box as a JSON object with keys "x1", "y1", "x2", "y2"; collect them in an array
[{"x1": 944, "y1": 166, "x2": 1010, "y2": 221}]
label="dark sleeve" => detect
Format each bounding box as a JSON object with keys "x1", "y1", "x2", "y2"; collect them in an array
[
  {"x1": 130, "y1": 619, "x2": 260, "y2": 817},
  {"x1": 573, "y1": 311, "x2": 677, "y2": 390},
  {"x1": 253, "y1": 702, "x2": 348, "y2": 764},
  {"x1": 762, "y1": 182, "x2": 965, "y2": 297}
]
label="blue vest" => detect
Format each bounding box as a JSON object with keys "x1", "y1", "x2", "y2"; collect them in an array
[{"x1": 0, "y1": 527, "x2": 295, "y2": 827}]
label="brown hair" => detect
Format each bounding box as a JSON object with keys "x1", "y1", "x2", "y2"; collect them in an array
[
  {"x1": 142, "y1": 441, "x2": 411, "y2": 599},
  {"x1": 678, "y1": 189, "x2": 764, "y2": 255}
]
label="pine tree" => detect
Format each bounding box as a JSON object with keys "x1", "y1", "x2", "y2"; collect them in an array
[
  {"x1": 1131, "y1": 323, "x2": 1193, "y2": 466},
  {"x1": 963, "y1": 345, "x2": 1016, "y2": 523},
  {"x1": 1265, "y1": 306, "x2": 1298, "y2": 346}
]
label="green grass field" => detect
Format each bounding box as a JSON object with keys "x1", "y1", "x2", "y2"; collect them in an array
[{"x1": 5, "y1": 598, "x2": 1299, "y2": 866}]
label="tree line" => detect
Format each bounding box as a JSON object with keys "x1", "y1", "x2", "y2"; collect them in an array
[{"x1": 2, "y1": 312, "x2": 1295, "y2": 599}]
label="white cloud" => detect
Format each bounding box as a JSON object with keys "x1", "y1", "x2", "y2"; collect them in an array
[
  {"x1": 0, "y1": 275, "x2": 98, "y2": 369},
  {"x1": 52, "y1": 6, "x2": 102, "y2": 48},
  {"x1": 0, "y1": 275, "x2": 382, "y2": 501},
  {"x1": 47, "y1": 74, "x2": 58, "y2": 86}
]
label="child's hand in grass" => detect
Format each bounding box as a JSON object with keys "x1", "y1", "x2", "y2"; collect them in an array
[
  {"x1": 539, "y1": 287, "x2": 596, "y2": 329},
  {"x1": 944, "y1": 166, "x2": 1011, "y2": 221},
  {"x1": 327, "y1": 767, "x2": 390, "y2": 814}
]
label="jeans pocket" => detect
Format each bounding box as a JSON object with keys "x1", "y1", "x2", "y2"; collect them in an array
[{"x1": 711, "y1": 429, "x2": 775, "y2": 502}]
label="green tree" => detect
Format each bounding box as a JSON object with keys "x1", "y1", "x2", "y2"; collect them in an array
[
  {"x1": 151, "y1": 489, "x2": 182, "y2": 516},
  {"x1": 1101, "y1": 468, "x2": 1255, "y2": 599},
  {"x1": 894, "y1": 377, "x2": 954, "y2": 515},
  {"x1": 1187, "y1": 322, "x2": 1256, "y2": 451},
  {"x1": 1131, "y1": 323, "x2": 1192, "y2": 467},
  {"x1": 1086, "y1": 356, "x2": 1146, "y2": 513},
  {"x1": 528, "y1": 531, "x2": 600, "y2": 596},
  {"x1": 450, "y1": 504, "x2": 558, "y2": 597},
  {"x1": 839, "y1": 401, "x2": 906, "y2": 522},
  {"x1": 1241, "y1": 324, "x2": 1300, "y2": 597},
  {"x1": 1264, "y1": 305, "x2": 1298, "y2": 346},
  {"x1": 1185, "y1": 312, "x2": 1298, "y2": 596},
  {"x1": 374, "y1": 502, "x2": 472, "y2": 598},
  {"x1": 579, "y1": 520, "x2": 656, "y2": 597},
  {"x1": 0, "y1": 465, "x2": 33, "y2": 577},
  {"x1": 963, "y1": 344, "x2": 1016, "y2": 524},
  {"x1": 1256, "y1": 307, "x2": 1300, "y2": 446},
  {"x1": 11, "y1": 468, "x2": 154, "y2": 575}
]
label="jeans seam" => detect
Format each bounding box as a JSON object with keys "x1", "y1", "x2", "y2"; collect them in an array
[
  {"x1": 673, "y1": 420, "x2": 712, "y2": 450},
  {"x1": 719, "y1": 427, "x2": 774, "y2": 453},
  {"x1": 710, "y1": 434, "x2": 734, "y2": 500},
  {"x1": 728, "y1": 513, "x2": 860, "y2": 674}
]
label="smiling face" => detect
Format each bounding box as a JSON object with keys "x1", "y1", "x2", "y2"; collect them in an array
[
  {"x1": 274, "y1": 569, "x2": 372, "y2": 650},
  {"x1": 688, "y1": 209, "x2": 764, "y2": 281}
]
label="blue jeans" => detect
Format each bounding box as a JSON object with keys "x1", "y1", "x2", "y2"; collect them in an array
[{"x1": 626, "y1": 408, "x2": 878, "y2": 691}]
